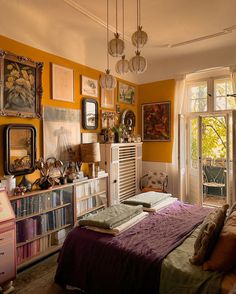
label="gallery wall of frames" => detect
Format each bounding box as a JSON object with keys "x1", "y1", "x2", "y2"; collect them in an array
[{"x1": 0, "y1": 35, "x2": 138, "y2": 179}]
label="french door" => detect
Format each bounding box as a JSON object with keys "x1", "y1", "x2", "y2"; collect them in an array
[{"x1": 180, "y1": 111, "x2": 236, "y2": 206}]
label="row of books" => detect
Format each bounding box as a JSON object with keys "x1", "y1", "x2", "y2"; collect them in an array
[
  {"x1": 11, "y1": 190, "x2": 72, "y2": 218},
  {"x1": 17, "y1": 235, "x2": 50, "y2": 265},
  {"x1": 16, "y1": 228, "x2": 70, "y2": 265},
  {"x1": 16, "y1": 207, "x2": 72, "y2": 243},
  {"x1": 76, "y1": 193, "x2": 106, "y2": 215},
  {"x1": 75, "y1": 180, "x2": 102, "y2": 198}
]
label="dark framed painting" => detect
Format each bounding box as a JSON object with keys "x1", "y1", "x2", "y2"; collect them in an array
[
  {"x1": 142, "y1": 101, "x2": 171, "y2": 141},
  {"x1": 0, "y1": 50, "x2": 43, "y2": 118},
  {"x1": 118, "y1": 82, "x2": 135, "y2": 104}
]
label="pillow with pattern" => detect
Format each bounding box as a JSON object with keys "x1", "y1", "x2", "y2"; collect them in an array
[{"x1": 190, "y1": 204, "x2": 229, "y2": 265}]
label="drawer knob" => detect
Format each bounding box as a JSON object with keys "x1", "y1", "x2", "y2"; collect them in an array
[
  {"x1": 0, "y1": 272, "x2": 5, "y2": 275},
  {"x1": 113, "y1": 180, "x2": 117, "y2": 183},
  {"x1": 0, "y1": 252, "x2": 4, "y2": 255},
  {"x1": 0, "y1": 238, "x2": 3, "y2": 241}
]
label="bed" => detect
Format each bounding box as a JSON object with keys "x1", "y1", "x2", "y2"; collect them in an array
[{"x1": 55, "y1": 200, "x2": 236, "y2": 294}]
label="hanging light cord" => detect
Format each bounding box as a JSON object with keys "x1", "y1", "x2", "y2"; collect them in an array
[
  {"x1": 107, "y1": 0, "x2": 109, "y2": 70},
  {"x1": 139, "y1": 0, "x2": 141, "y2": 28},
  {"x1": 136, "y1": 0, "x2": 139, "y2": 29},
  {"x1": 116, "y1": 0, "x2": 118, "y2": 34},
  {"x1": 122, "y1": 0, "x2": 124, "y2": 42}
]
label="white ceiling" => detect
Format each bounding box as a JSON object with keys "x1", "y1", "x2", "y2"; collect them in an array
[{"x1": 1, "y1": 0, "x2": 236, "y2": 84}]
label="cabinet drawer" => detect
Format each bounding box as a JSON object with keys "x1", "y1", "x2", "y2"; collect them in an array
[
  {"x1": 0, "y1": 230, "x2": 14, "y2": 244},
  {"x1": 0, "y1": 240, "x2": 15, "y2": 284}
]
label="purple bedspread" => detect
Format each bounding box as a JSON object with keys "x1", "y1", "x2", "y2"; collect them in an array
[{"x1": 55, "y1": 201, "x2": 209, "y2": 294}]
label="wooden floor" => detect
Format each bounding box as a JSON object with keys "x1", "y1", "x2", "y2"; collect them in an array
[{"x1": 14, "y1": 253, "x2": 79, "y2": 294}]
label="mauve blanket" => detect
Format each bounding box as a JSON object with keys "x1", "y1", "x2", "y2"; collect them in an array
[{"x1": 55, "y1": 201, "x2": 210, "y2": 294}]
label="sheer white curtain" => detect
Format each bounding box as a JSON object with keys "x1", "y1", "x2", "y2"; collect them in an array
[
  {"x1": 169, "y1": 75, "x2": 186, "y2": 198},
  {"x1": 230, "y1": 65, "x2": 236, "y2": 93}
]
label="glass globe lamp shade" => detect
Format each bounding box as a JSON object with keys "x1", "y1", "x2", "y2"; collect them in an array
[
  {"x1": 108, "y1": 33, "x2": 125, "y2": 57},
  {"x1": 115, "y1": 56, "x2": 129, "y2": 74},
  {"x1": 129, "y1": 51, "x2": 147, "y2": 74},
  {"x1": 100, "y1": 69, "x2": 117, "y2": 89},
  {"x1": 131, "y1": 26, "x2": 148, "y2": 48}
]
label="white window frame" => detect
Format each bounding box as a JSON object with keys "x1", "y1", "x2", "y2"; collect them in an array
[{"x1": 186, "y1": 74, "x2": 232, "y2": 114}]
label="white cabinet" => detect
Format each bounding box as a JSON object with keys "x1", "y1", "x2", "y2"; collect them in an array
[{"x1": 100, "y1": 143, "x2": 142, "y2": 205}]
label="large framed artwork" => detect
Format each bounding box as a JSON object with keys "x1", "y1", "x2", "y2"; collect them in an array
[
  {"x1": 118, "y1": 82, "x2": 135, "y2": 104},
  {"x1": 52, "y1": 64, "x2": 74, "y2": 102},
  {"x1": 0, "y1": 50, "x2": 43, "y2": 118},
  {"x1": 101, "y1": 88, "x2": 114, "y2": 109},
  {"x1": 43, "y1": 106, "x2": 81, "y2": 162},
  {"x1": 81, "y1": 75, "x2": 98, "y2": 98},
  {"x1": 142, "y1": 101, "x2": 171, "y2": 141}
]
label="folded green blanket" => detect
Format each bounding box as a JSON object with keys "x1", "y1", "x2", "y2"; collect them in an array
[
  {"x1": 79, "y1": 204, "x2": 143, "y2": 229},
  {"x1": 123, "y1": 191, "x2": 172, "y2": 208}
]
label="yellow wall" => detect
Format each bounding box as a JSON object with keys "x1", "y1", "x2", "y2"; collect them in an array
[
  {"x1": 138, "y1": 79, "x2": 176, "y2": 163},
  {"x1": 0, "y1": 35, "x2": 138, "y2": 178}
]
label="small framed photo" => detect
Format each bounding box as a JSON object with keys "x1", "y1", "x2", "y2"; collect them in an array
[
  {"x1": 118, "y1": 82, "x2": 135, "y2": 104},
  {"x1": 116, "y1": 104, "x2": 121, "y2": 114},
  {"x1": 52, "y1": 63, "x2": 74, "y2": 102},
  {"x1": 142, "y1": 101, "x2": 171, "y2": 142},
  {"x1": 81, "y1": 132, "x2": 98, "y2": 143},
  {"x1": 101, "y1": 88, "x2": 114, "y2": 109},
  {"x1": 0, "y1": 50, "x2": 43, "y2": 118},
  {"x1": 81, "y1": 75, "x2": 98, "y2": 98}
]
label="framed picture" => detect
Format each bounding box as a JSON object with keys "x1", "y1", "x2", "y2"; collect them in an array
[
  {"x1": 43, "y1": 106, "x2": 81, "y2": 162},
  {"x1": 116, "y1": 104, "x2": 121, "y2": 114},
  {"x1": 118, "y1": 82, "x2": 135, "y2": 104},
  {"x1": 0, "y1": 50, "x2": 43, "y2": 118},
  {"x1": 101, "y1": 110, "x2": 116, "y2": 129},
  {"x1": 52, "y1": 63, "x2": 74, "y2": 102},
  {"x1": 82, "y1": 98, "x2": 98, "y2": 130},
  {"x1": 101, "y1": 88, "x2": 114, "y2": 108},
  {"x1": 81, "y1": 133, "x2": 98, "y2": 143},
  {"x1": 142, "y1": 101, "x2": 171, "y2": 141},
  {"x1": 81, "y1": 75, "x2": 98, "y2": 98}
]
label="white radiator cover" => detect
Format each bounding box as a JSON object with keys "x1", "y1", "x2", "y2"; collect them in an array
[{"x1": 100, "y1": 143, "x2": 142, "y2": 205}]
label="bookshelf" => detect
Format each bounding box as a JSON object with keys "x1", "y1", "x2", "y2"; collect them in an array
[
  {"x1": 74, "y1": 174, "x2": 108, "y2": 219},
  {"x1": 9, "y1": 184, "x2": 74, "y2": 270}
]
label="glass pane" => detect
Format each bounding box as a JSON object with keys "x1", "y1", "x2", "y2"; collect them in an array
[
  {"x1": 227, "y1": 96, "x2": 236, "y2": 110},
  {"x1": 202, "y1": 116, "x2": 227, "y2": 206},
  {"x1": 190, "y1": 98, "x2": 207, "y2": 112},
  {"x1": 188, "y1": 82, "x2": 207, "y2": 112},
  {"x1": 215, "y1": 78, "x2": 234, "y2": 110},
  {"x1": 215, "y1": 97, "x2": 226, "y2": 110},
  {"x1": 190, "y1": 118, "x2": 198, "y2": 169}
]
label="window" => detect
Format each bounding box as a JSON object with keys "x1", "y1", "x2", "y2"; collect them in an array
[
  {"x1": 187, "y1": 76, "x2": 234, "y2": 113},
  {"x1": 214, "y1": 78, "x2": 236, "y2": 110},
  {"x1": 187, "y1": 81, "x2": 207, "y2": 112}
]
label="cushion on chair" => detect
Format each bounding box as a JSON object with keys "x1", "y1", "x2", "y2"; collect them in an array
[{"x1": 143, "y1": 171, "x2": 168, "y2": 192}]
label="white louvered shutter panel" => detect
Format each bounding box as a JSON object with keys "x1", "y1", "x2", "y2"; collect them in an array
[{"x1": 118, "y1": 145, "x2": 136, "y2": 202}]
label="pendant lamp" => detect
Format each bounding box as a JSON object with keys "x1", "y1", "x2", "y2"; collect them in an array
[
  {"x1": 100, "y1": 0, "x2": 117, "y2": 89},
  {"x1": 129, "y1": 50, "x2": 147, "y2": 74},
  {"x1": 115, "y1": 0, "x2": 129, "y2": 74},
  {"x1": 108, "y1": 0, "x2": 125, "y2": 57},
  {"x1": 131, "y1": 0, "x2": 148, "y2": 48}
]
